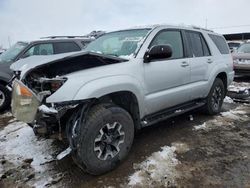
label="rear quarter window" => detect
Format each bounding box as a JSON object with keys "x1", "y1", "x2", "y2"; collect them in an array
[{"x1": 208, "y1": 34, "x2": 229, "y2": 54}]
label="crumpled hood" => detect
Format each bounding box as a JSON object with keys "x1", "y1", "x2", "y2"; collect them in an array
[
  {"x1": 10, "y1": 51, "x2": 128, "y2": 79},
  {"x1": 10, "y1": 51, "x2": 82, "y2": 77}
]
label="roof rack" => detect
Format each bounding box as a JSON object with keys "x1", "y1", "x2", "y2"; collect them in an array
[
  {"x1": 192, "y1": 26, "x2": 214, "y2": 33},
  {"x1": 40, "y1": 36, "x2": 91, "y2": 39},
  {"x1": 41, "y1": 31, "x2": 106, "y2": 40}
]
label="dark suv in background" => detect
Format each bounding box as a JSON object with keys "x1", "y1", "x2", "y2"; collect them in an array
[{"x1": 0, "y1": 36, "x2": 94, "y2": 112}]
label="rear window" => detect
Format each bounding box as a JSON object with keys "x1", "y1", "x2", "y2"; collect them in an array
[
  {"x1": 209, "y1": 34, "x2": 229, "y2": 54},
  {"x1": 54, "y1": 42, "x2": 81, "y2": 54}
]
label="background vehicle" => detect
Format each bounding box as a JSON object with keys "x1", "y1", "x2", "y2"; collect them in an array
[
  {"x1": 233, "y1": 42, "x2": 250, "y2": 76},
  {"x1": 11, "y1": 25, "x2": 233, "y2": 175},
  {"x1": 227, "y1": 41, "x2": 242, "y2": 53},
  {"x1": 0, "y1": 36, "x2": 94, "y2": 112}
]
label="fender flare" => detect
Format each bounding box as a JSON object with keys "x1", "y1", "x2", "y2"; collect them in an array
[
  {"x1": 206, "y1": 64, "x2": 228, "y2": 96},
  {"x1": 73, "y1": 75, "x2": 146, "y2": 117}
]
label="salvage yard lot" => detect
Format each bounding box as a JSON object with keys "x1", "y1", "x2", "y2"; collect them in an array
[{"x1": 1, "y1": 79, "x2": 250, "y2": 188}]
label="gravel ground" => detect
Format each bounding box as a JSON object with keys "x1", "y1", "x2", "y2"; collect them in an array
[{"x1": 1, "y1": 80, "x2": 250, "y2": 188}]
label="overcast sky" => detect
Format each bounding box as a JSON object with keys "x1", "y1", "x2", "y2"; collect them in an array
[{"x1": 1, "y1": 0, "x2": 250, "y2": 48}]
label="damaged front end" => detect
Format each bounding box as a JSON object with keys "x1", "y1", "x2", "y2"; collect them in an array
[
  {"x1": 11, "y1": 52, "x2": 126, "y2": 139},
  {"x1": 11, "y1": 78, "x2": 71, "y2": 138}
]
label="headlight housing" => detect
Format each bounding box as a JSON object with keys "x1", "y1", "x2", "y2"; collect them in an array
[{"x1": 11, "y1": 80, "x2": 40, "y2": 123}]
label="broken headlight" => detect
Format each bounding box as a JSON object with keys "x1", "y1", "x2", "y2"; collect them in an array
[{"x1": 11, "y1": 79, "x2": 40, "y2": 123}]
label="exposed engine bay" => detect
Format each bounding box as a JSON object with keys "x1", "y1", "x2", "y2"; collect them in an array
[{"x1": 20, "y1": 52, "x2": 127, "y2": 96}]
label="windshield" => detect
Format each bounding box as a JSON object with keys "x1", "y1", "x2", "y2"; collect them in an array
[
  {"x1": 85, "y1": 29, "x2": 151, "y2": 58},
  {"x1": 237, "y1": 43, "x2": 250, "y2": 53},
  {"x1": 0, "y1": 42, "x2": 28, "y2": 62}
]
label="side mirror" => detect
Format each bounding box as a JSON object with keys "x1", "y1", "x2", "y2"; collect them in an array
[{"x1": 144, "y1": 44, "x2": 173, "y2": 63}]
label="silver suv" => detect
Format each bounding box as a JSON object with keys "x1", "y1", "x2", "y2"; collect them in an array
[{"x1": 11, "y1": 25, "x2": 234, "y2": 175}]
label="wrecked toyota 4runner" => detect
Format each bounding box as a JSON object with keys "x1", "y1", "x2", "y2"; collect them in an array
[{"x1": 11, "y1": 25, "x2": 234, "y2": 175}]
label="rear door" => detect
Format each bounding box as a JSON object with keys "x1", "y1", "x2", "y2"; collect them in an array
[
  {"x1": 143, "y1": 29, "x2": 191, "y2": 114},
  {"x1": 184, "y1": 31, "x2": 212, "y2": 100}
]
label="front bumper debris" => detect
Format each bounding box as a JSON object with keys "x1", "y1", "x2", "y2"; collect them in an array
[{"x1": 11, "y1": 79, "x2": 40, "y2": 123}]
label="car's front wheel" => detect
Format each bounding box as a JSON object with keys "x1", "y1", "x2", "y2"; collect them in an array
[
  {"x1": 0, "y1": 84, "x2": 10, "y2": 112},
  {"x1": 203, "y1": 78, "x2": 225, "y2": 115},
  {"x1": 68, "y1": 103, "x2": 134, "y2": 175}
]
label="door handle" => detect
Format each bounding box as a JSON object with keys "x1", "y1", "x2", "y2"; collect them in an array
[
  {"x1": 181, "y1": 61, "x2": 189, "y2": 67},
  {"x1": 207, "y1": 59, "x2": 213, "y2": 64}
]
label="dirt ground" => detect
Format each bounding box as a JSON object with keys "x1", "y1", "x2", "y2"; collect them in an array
[{"x1": 1, "y1": 78, "x2": 250, "y2": 188}]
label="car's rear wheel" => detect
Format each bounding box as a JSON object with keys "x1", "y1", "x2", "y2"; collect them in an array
[
  {"x1": 0, "y1": 84, "x2": 10, "y2": 112},
  {"x1": 203, "y1": 78, "x2": 225, "y2": 115},
  {"x1": 68, "y1": 103, "x2": 134, "y2": 175}
]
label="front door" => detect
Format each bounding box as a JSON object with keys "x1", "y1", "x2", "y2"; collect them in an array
[{"x1": 143, "y1": 30, "x2": 191, "y2": 115}]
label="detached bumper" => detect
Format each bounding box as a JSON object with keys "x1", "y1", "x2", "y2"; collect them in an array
[{"x1": 11, "y1": 80, "x2": 40, "y2": 123}]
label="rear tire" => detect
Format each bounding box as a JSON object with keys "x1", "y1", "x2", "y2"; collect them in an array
[
  {"x1": 203, "y1": 78, "x2": 225, "y2": 115},
  {"x1": 0, "y1": 84, "x2": 10, "y2": 112},
  {"x1": 69, "y1": 103, "x2": 134, "y2": 175}
]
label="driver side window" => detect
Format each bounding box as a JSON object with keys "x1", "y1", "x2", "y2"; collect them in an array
[{"x1": 150, "y1": 30, "x2": 184, "y2": 59}]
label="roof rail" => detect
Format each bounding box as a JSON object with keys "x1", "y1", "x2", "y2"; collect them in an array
[
  {"x1": 41, "y1": 31, "x2": 106, "y2": 39},
  {"x1": 40, "y1": 36, "x2": 91, "y2": 39},
  {"x1": 192, "y1": 26, "x2": 214, "y2": 33}
]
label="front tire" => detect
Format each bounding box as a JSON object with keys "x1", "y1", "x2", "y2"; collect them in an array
[
  {"x1": 0, "y1": 84, "x2": 10, "y2": 112},
  {"x1": 69, "y1": 103, "x2": 134, "y2": 175},
  {"x1": 203, "y1": 78, "x2": 225, "y2": 115}
]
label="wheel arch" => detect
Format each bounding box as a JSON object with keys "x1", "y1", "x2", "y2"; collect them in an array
[
  {"x1": 215, "y1": 72, "x2": 227, "y2": 96},
  {"x1": 98, "y1": 91, "x2": 142, "y2": 131}
]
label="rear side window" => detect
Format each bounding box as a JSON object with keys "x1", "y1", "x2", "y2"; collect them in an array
[
  {"x1": 150, "y1": 30, "x2": 184, "y2": 59},
  {"x1": 208, "y1": 34, "x2": 229, "y2": 54},
  {"x1": 54, "y1": 42, "x2": 81, "y2": 54},
  {"x1": 186, "y1": 31, "x2": 211, "y2": 57}
]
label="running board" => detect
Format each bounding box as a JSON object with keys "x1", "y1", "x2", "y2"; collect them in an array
[{"x1": 141, "y1": 101, "x2": 205, "y2": 127}]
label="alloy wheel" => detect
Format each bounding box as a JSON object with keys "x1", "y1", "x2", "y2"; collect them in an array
[
  {"x1": 211, "y1": 86, "x2": 223, "y2": 111},
  {"x1": 94, "y1": 122, "x2": 125, "y2": 160}
]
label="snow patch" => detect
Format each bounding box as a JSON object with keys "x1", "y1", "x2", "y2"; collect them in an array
[
  {"x1": 128, "y1": 146, "x2": 180, "y2": 187},
  {"x1": 228, "y1": 81, "x2": 250, "y2": 93},
  {"x1": 224, "y1": 96, "x2": 234, "y2": 104},
  {"x1": 193, "y1": 122, "x2": 206, "y2": 130},
  {"x1": 221, "y1": 108, "x2": 247, "y2": 120},
  {"x1": 189, "y1": 115, "x2": 194, "y2": 121},
  {"x1": 0, "y1": 122, "x2": 55, "y2": 172},
  {"x1": 193, "y1": 105, "x2": 249, "y2": 131}
]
